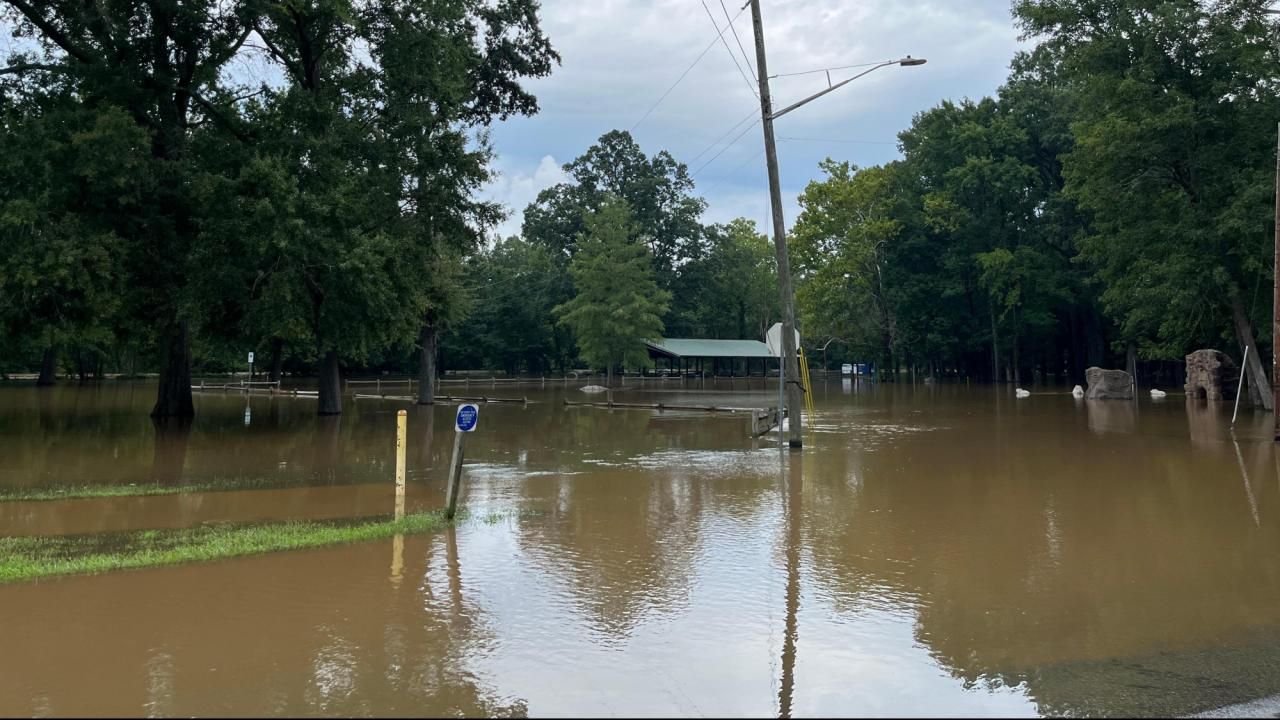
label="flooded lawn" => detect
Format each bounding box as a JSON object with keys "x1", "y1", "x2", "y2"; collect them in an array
[{"x1": 2, "y1": 380, "x2": 1279, "y2": 717}]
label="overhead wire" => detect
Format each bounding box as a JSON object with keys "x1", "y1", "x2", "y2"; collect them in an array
[
  {"x1": 770, "y1": 59, "x2": 895, "y2": 79},
  {"x1": 692, "y1": 116, "x2": 761, "y2": 177},
  {"x1": 637, "y1": 1, "x2": 752, "y2": 129},
  {"x1": 687, "y1": 107, "x2": 758, "y2": 166},
  {"x1": 719, "y1": 0, "x2": 757, "y2": 83},
  {"x1": 777, "y1": 136, "x2": 897, "y2": 146},
  {"x1": 701, "y1": 0, "x2": 759, "y2": 99}
]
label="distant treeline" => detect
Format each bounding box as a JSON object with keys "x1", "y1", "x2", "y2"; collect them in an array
[{"x1": 3, "y1": 0, "x2": 1278, "y2": 418}]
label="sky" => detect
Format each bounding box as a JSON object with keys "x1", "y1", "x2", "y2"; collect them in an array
[{"x1": 481, "y1": 0, "x2": 1028, "y2": 240}]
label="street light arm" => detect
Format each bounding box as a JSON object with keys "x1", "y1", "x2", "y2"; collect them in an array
[{"x1": 769, "y1": 57, "x2": 924, "y2": 121}]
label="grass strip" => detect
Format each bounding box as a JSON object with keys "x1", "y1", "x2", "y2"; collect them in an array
[
  {"x1": 0, "y1": 511, "x2": 447, "y2": 584},
  {"x1": 0, "y1": 477, "x2": 360, "y2": 502}
]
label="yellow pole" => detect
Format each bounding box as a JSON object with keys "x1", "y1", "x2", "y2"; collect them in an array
[{"x1": 395, "y1": 409, "x2": 407, "y2": 520}]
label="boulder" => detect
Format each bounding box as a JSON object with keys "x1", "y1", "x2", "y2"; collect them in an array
[
  {"x1": 1085, "y1": 367, "x2": 1134, "y2": 400},
  {"x1": 1184, "y1": 349, "x2": 1237, "y2": 402}
]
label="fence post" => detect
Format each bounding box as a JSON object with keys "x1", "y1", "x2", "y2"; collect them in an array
[{"x1": 395, "y1": 409, "x2": 407, "y2": 520}]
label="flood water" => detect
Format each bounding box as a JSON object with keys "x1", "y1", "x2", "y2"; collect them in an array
[{"x1": 3, "y1": 379, "x2": 1280, "y2": 717}]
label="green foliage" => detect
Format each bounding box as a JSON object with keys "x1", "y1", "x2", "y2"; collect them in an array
[
  {"x1": 0, "y1": 0, "x2": 558, "y2": 410},
  {"x1": 554, "y1": 199, "x2": 671, "y2": 375},
  {"x1": 1015, "y1": 0, "x2": 1280, "y2": 359},
  {"x1": 523, "y1": 130, "x2": 707, "y2": 293},
  {"x1": 669, "y1": 218, "x2": 778, "y2": 340}
]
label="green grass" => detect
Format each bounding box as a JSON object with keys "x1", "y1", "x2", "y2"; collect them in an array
[
  {"x1": 0, "y1": 511, "x2": 448, "y2": 584},
  {"x1": 0, "y1": 477, "x2": 338, "y2": 502}
]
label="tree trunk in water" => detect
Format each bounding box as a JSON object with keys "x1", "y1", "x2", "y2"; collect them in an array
[
  {"x1": 36, "y1": 345, "x2": 57, "y2": 386},
  {"x1": 318, "y1": 350, "x2": 342, "y2": 415},
  {"x1": 1230, "y1": 294, "x2": 1274, "y2": 410},
  {"x1": 990, "y1": 303, "x2": 1000, "y2": 384},
  {"x1": 268, "y1": 337, "x2": 284, "y2": 383},
  {"x1": 417, "y1": 320, "x2": 438, "y2": 405},
  {"x1": 151, "y1": 322, "x2": 194, "y2": 418}
]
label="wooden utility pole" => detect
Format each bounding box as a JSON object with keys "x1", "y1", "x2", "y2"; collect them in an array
[
  {"x1": 750, "y1": 0, "x2": 804, "y2": 449},
  {"x1": 747, "y1": 2, "x2": 924, "y2": 448},
  {"x1": 1274, "y1": 122, "x2": 1279, "y2": 441}
]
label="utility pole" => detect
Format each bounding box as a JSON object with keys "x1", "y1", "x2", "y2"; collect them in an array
[
  {"x1": 1273, "y1": 122, "x2": 1279, "y2": 441},
  {"x1": 747, "y1": 1, "x2": 925, "y2": 450},
  {"x1": 750, "y1": 0, "x2": 805, "y2": 449}
]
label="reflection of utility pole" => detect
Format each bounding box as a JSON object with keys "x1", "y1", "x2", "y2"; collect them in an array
[
  {"x1": 748, "y1": 0, "x2": 924, "y2": 449},
  {"x1": 777, "y1": 454, "x2": 803, "y2": 718}
]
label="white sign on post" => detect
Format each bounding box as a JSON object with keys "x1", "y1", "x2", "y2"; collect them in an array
[
  {"x1": 764, "y1": 323, "x2": 801, "y2": 357},
  {"x1": 247, "y1": 351, "x2": 255, "y2": 364}
]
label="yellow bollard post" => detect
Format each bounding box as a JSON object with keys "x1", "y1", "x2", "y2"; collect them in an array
[{"x1": 395, "y1": 409, "x2": 407, "y2": 520}]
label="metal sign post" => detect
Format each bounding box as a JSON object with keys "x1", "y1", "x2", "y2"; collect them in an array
[
  {"x1": 445, "y1": 404, "x2": 479, "y2": 519},
  {"x1": 247, "y1": 351, "x2": 255, "y2": 385}
]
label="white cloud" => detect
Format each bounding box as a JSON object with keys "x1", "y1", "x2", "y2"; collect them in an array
[{"x1": 483, "y1": 154, "x2": 570, "y2": 241}]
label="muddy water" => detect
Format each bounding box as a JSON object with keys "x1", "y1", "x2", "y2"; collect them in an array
[{"x1": 3, "y1": 380, "x2": 1280, "y2": 717}]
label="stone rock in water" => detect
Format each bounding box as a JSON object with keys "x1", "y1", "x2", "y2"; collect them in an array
[
  {"x1": 1184, "y1": 349, "x2": 1236, "y2": 402},
  {"x1": 1085, "y1": 367, "x2": 1134, "y2": 400},
  {"x1": 579, "y1": 385, "x2": 608, "y2": 394}
]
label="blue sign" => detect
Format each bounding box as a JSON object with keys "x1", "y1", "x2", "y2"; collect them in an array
[{"x1": 455, "y1": 403, "x2": 479, "y2": 433}]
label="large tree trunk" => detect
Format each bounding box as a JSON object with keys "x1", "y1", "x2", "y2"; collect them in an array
[
  {"x1": 318, "y1": 350, "x2": 342, "y2": 415},
  {"x1": 36, "y1": 345, "x2": 57, "y2": 387},
  {"x1": 1230, "y1": 294, "x2": 1273, "y2": 410},
  {"x1": 268, "y1": 337, "x2": 285, "y2": 383},
  {"x1": 151, "y1": 322, "x2": 194, "y2": 418},
  {"x1": 417, "y1": 319, "x2": 438, "y2": 405}
]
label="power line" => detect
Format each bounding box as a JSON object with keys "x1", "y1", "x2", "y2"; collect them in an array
[
  {"x1": 778, "y1": 136, "x2": 897, "y2": 146},
  {"x1": 701, "y1": 0, "x2": 758, "y2": 99},
  {"x1": 632, "y1": 2, "x2": 749, "y2": 131},
  {"x1": 687, "y1": 107, "x2": 758, "y2": 166},
  {"x1": 770, "y1": 60, "x2": 895, "y2": 79},
  {"x1": 692, "y1": 116, "x2": 761, "y2": 176},
  {"x1": 719, "y1": 0, "x2": 757, "y2": 84}
]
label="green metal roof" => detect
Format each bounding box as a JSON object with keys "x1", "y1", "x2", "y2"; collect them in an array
[{"x1": 645, "y1": 338, "x2": 775, "y2": 359}]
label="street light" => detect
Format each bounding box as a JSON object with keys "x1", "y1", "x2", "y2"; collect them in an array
[{"x1": 770, "y1": 56, "x2": 928, "y2": 120}]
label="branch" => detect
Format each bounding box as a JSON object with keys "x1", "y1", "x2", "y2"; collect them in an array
[
  {"x1": 6, "y1": 0, "x2": 99, "y2": 65},
  {"x1": 186, "y1": 88, "x2": 252, "y2": 143},
  {"x1": 0, "y1": 62, "x2": 71, "y2": 76}
]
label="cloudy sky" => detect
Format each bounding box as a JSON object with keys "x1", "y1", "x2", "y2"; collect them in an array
[{"x1": 482, "y1": 0, "x2": 1028, "y2": 240}]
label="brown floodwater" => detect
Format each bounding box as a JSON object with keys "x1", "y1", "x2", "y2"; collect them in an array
[{"x1": 2, "y1": 379, "x2": 1280, "y2": 717}]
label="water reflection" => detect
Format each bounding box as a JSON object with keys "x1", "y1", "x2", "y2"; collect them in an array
[
  {"x1": 3, "y1": 383, "x2": 1280, "y2": 716},
  {"x1": 150, "y1": 418, "x2": 192, "y2": 485}
]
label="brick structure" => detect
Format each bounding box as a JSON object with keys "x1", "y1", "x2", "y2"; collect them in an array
[{"x1": 1184, "y1": 349, "x2": 1236, "y2": 402}]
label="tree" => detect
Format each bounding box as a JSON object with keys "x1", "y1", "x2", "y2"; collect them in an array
[
  {"x1": 0, "y1": 84, "x2": 145, "y2": 386},
  {"x1": 792, "y1": 162, "x2": 910, "y2": 372},
  {"x1": 1, "y1": 0, "x2": 260, "y2": 416},
  {"x1": 193, "y1": 0, "x2": 557, "y2": 415},
  {"x1": 668, "y1": 218, "x2": 777, "y2": 340},
  {"x1": 523, "y1": 130, "x2": 707, "y2": 310},
  {"x1": 554, "y1": 199, "x2": 671, "y2": 387},
  {"x1": 1015, "y1": 0, "x2": 1280, "y2": 404}
]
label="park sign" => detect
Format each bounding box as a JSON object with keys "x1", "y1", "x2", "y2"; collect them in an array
[{"x1": 455, "y1": 403, "x2": 479, "y2": 433}]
